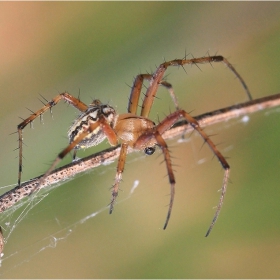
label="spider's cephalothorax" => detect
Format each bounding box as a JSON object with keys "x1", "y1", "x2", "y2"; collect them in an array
[{"x1": 17, "y1": 54, "x2": 252, "y2": 236}]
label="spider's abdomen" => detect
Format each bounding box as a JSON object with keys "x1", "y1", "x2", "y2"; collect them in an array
[{"x1": 68, "y1": 101, "x2": 116, "y2": 150}]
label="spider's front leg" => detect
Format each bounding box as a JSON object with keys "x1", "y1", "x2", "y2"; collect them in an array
[
  {"x1": 133, "y1": 129, "x2": 176, "y2": 229},
  {"x1": 154, "y1": 132, "x2": 175, "y2": 229},
  {"x1": 128, "y1": 74, "x2": 179, "y2": 115},
  {"x1": 140, "y1": 55, "x2": 253, "y2": 118},
  {"x1": 134, "y1": 110, "x2": 230, "y2": 234}
]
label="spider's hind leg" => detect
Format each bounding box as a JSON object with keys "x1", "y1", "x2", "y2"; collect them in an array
[{"x1": 16, "y1": 92, "x2": 88, "y2": 186}]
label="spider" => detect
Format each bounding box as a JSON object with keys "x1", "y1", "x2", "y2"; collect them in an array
[{"x1": 17, "y1": 55, "x2": 252, "y2": 236}]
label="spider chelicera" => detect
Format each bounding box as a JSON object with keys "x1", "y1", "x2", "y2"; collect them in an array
[{"x1": 17, "y1": 55, "x2": 252, "y2": 236}]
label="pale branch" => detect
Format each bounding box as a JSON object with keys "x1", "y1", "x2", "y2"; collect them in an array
[{"x1": 1, "y1": 93, "x2": 280, "y2": 213}]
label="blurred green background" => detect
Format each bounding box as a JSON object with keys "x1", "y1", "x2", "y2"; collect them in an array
[{"x1": 0, "y1": 2, "x2": 280, "y2": 278}]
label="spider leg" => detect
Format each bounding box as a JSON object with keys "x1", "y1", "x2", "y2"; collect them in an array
[
  {"x1": 141, "y1": 55, "x2": 252, "y2": 118},
  {"x1": 17, "y1": 92, "x2": 88, "y2": 186},
  {"x1": 128, "y1": 74, "x2": 179, "y2": 114},
  {"x1": 179, "y1": 111, "x2": 230, "y2": 236},
  {"x1": 32, "y1": 122, "x2": 100, "y2": 193},
  {"x1": 32, "y1": 115, "x2": 118, "y2": 193},
  {"x1": 154, "y1": 132, "x2": 175, "y2": 229},
  {"x1": 109, "y1": 142, "x2": 128, "y2": 214},
  {"x1": 156, "y1": 110, "x2": 229, "y2": 235}
]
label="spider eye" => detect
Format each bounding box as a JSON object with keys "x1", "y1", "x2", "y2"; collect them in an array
[{"x1": 144, "y1": 146, "x2": 156, "y2": 155}]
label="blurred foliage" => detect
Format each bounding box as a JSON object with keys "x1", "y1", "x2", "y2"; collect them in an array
[{"x1": 0, "y1": 2, "x2": 280, "y2": 278}]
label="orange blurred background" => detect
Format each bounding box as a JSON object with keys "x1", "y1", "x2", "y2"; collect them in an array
[{"x1": 0, "y1": 2, "x2": 280, "y2": 278}]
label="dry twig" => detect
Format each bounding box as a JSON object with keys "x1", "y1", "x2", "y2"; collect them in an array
[{"x1": 1, "y1": 93, "x2": 280, "y2": 214}]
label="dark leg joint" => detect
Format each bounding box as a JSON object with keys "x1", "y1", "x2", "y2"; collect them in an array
[{"x1": 211, "y1": 55, "x2": 224, "y2": 62}]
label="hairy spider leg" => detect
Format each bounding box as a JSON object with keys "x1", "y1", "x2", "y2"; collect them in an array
[
  {"x1": 154, "y1": 110, "x2": 230, "y2": 234},
  {"x1": 17, "y1": 93, "x2": 88, "y2": 186},
  {"x1": 119, "y1": 55, "x2": 241, "y2": 232},
  {"x1": 140, "y1": 55, "x2": 252, "y2": 118},
  {"x1": 105, "y1": 73, "x2": 180, "y2": 213},
  {"x1": 154, "y1": 132, "x2": 175, "y2": 229},
  {"x1": 15, "y1": 55, "x2": 248, "y2": 235},
  {"x1": 109, "y1": 143, "x2": 128, "y2": 214},
  {"x1": 32, "y1": 114, "x2": 118, "y2": 193},
  {"x1": 128, "y1": 74, "x2": 179, "y2": 115}
]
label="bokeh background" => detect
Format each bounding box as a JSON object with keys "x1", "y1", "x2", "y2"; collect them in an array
[{"x1": 0, "y1": 2, "x2": 280, "y2": 278}]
